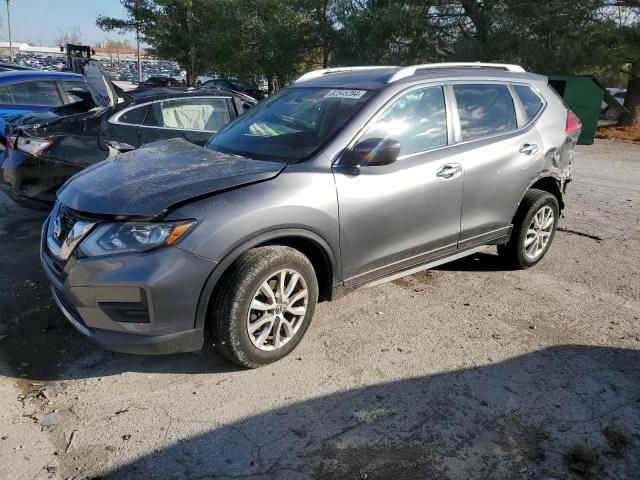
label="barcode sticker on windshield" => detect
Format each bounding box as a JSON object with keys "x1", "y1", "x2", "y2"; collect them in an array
[{"x1": 324, "y1": 89, "x2": 367, "y2": 99}]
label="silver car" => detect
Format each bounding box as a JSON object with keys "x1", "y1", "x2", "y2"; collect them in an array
[{"x1": 41, "y1": 63, "x2": 582, "y2": 367}]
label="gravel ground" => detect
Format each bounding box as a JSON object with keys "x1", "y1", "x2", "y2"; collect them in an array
[{"x1": 0, "y1": 140, "x2": 639, "y2": 479}]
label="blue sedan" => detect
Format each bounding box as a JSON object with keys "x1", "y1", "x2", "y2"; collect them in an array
[{"x1": 0, "y1": 70, "x2": 89, "y2": 148}]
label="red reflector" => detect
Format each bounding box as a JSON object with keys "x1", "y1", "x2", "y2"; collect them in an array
[{"x1": 566, "y1": 111, "x2": 582, "y2": 134}]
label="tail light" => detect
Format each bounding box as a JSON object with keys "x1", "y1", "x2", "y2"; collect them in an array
[
  {"x1": 566, "y1": 110, "x2": 582, "y2": 134},
  {"x1": 15, "y1": 136, "x2": 52, "y2": 156}
]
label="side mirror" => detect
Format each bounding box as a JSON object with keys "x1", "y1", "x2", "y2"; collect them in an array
[
  {"x1": 106, "y1": 140, "x2": 136, "y2": 154},
  {"x1": 342, "y1": 137, "x2": 400, "y2": 168}
]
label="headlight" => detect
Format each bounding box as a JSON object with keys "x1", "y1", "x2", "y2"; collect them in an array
[{"x1": 79, "y1": 221, "x2": 196, "y2": 257}]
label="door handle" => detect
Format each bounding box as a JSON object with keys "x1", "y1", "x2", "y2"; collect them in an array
[
  {"x1": 436, "y1": 163, "x2": 462, "y2": 179},
  {"x1": 519, "y1": 143, "x2": 539, "y2": 155}
]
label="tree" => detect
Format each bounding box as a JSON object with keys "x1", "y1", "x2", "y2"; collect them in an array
[
  {"x1": 599, "y1": 2, "x2": 640, "y2": 126},
  {"x1": 103, "y1": 38, "x2": 133, "y2": 64},
  {"x1": 141, "y1": 0, "x2": 215, "y2": 85},
  {"x1": 97, "y1": 0, "x2": 155, "y2": 82},
  {"x1": 231, "y1": 0, "x2": 316, "y2": 90},
  {"x1": 93, "y1": 0, "x2": 640, "y2": 125},
  {"x1": 55, "y1": 27, "x2": 83, "y2": 47}
]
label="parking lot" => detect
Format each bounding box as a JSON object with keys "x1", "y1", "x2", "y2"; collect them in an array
[{"x1": 0, "y1": 140, "x2": 639, "y2": 479}]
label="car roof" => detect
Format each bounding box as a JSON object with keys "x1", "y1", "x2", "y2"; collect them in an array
[
  {"x1": 128, "y1": 87, "x2": 246, "y2": 103},
  {"x1": 293, "y1": 67, "x2": 546, "y2": 90},
  {"x1": 0, "y1": 70, "x2": 83, "y2": 84}
]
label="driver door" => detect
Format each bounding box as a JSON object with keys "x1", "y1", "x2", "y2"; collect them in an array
[{"x1": 333, "y1": 85, "x2": 464, "y2": 286}]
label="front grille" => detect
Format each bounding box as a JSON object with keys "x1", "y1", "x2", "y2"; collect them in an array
[
  {"x1": 52, "y1": 205, "x2": 84, "y2": 247},
  {"x1": 46, "y1": 203, "x2": 98, "y2": 263}
]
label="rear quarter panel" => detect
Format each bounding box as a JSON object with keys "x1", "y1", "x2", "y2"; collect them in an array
[{"x1": 533, "y1": 83, "x2": 575, "y2": 187}]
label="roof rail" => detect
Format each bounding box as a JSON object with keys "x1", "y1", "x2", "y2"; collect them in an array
[
  {"x1": 387, "y1": 62, "x2": 525, "y2": 83},
  {"x1": 295, "y1": 66, "x2": 393, "y2": 83}
]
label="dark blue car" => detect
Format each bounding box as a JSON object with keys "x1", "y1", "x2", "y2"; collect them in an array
[{"x1": 0, "y1": 70, "x2": 89, "y2": 148}]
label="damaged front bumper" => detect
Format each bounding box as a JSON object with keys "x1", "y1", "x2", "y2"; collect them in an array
[{"x1": 40, "y1": 214, "x2": 214, "y2": 355}]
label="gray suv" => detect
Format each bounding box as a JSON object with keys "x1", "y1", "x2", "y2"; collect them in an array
[{"x1": 41, "y1": 63, "x2": 582, "y2": 367}]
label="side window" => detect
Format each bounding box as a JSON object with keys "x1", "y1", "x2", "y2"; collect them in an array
[
  {"x1": 60, "y1": 80, "x2": 91, "y2": 103},
  {"x1": 117, "y1": 105, "x2": 149, "y2": 125},
  {"x1": 453, "y1": 84, "x2": 517, "y2": 141},
  {"x1": 156, "y1": 97, "x2": 231, "y2": 132},
  {"x1": 7, "y1": 81, "x2": 64, "y2": 106},
  {"x1": 514, "y1": 85, "x2": 544, "y2": 121},
  {"x1": 0, "y1": 85, "x2": 12, "y2": 104},
  {"x1": 360, "y1": 86, "x2": 447, "y2": 156}
]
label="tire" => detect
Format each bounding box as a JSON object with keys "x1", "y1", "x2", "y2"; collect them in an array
[
  {"x1": 603, "y1": 107, "x2": 620, "y2": 122},
  {"x1": 498, "y1": 189, "x2": 559, "y2": 269},
  {"x1": 210, "y1": 246, "x2": 318, "y2": 368}
]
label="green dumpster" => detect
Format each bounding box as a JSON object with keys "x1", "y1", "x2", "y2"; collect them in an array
[{"x1": 548, "y1": 74, "x2": 605, "y2": 145}]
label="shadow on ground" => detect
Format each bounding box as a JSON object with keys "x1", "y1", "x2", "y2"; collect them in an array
[
  {"x1": 98, "y1": 345, "x2": 640, "y2": 480},
  {"x1": 434, "y1": 251, "x2": 516, "y2": 272},
  {"x1": 0, "y1": 199, "x2": 516, "y2": 383},
  {"x1": 0, "y1": 199, "x2": 242, "y2": 382}
]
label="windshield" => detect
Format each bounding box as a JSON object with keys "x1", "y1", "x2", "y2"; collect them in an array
[{"x1": 207, "y1": 87, "x2": 375, "y2": 162}]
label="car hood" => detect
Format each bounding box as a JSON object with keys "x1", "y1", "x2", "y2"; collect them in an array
[
  {"x1": 83, "y1": 59, "x2": 130, "y2": 109},
  {"x1": 57, "y1": 138, "x2": 286, "y2": 218}
]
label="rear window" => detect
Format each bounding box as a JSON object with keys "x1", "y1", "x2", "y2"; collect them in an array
[
  {"x1": 7, "y1": 80, "x2": 64, "y2": 106},
  {"x1": 61, "y1": 80, "x2": 91, "y2": 103},
  {"x1": 514, "y1": 85, "x2": 544, "y2": 121},
  {"x1": 453, "y1": 84, "x2": 517, "y2": 141}
]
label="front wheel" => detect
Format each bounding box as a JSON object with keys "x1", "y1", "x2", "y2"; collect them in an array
[
  {"x1": 210, "y1": 246, "x2": 318, "y2": 368},
  {"x1": 498, "y1": 189, "x2": 559, "y2": 269}
]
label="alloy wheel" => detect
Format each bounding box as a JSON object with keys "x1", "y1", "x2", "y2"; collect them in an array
[
  {"x1": 524, "y1": 205, "x2": 554, "y2": 260},
  {"x1": 246, "y1": 269, "x2": 308, "y2": 351}
]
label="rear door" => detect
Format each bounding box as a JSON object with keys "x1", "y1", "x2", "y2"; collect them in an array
[
  {"x1": 139, "y1": 96, "x2": 235, "y2": 146},
  {"x1": 453, "y1": 82, "x2": 545, "y2": 248},
  {"x1": 334, "y1": 84, "x2": 464, "y2": 286}
]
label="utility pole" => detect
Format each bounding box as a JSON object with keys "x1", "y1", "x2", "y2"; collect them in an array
[
  {"x1": 136, "y1": 25, "x2": 142, "y2": 83},
  {"x1": 187, "y1": 0, "x2": 195, "y2": 86},
  {"x1": 6, "y1": 0, "x2": 13, "y2": 63}
]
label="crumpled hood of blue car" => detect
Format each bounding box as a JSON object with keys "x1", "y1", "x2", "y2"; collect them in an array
[{"x1": 57, "y1": 138, "x2": 286, "y2": 218}]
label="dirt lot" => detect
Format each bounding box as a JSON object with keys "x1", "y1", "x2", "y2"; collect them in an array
[
  {"x1": 1, "y1": 140, "x2": 639, "y2": 480},
  {"x1": 596, "y1": 124, "x2": 640, "y2": 144}
]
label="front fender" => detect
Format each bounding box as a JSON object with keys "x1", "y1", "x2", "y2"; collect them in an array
[{"x1": 190, "y1": 227, "x2": 339, "y2": 330}]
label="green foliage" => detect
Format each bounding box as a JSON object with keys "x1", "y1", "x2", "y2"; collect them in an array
[{"x1": 99, "y1": 0, "x2": 640, "y2": 122}]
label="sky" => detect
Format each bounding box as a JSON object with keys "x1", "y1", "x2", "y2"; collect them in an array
[{"x1": 0, "y1": 0, "x2": 137, "y2": 47}]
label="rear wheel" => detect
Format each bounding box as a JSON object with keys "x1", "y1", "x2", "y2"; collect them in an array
[
  {"x1": 210, "y1": 246, "x2": 318, "y2": 368},
  {"x1": 498, "y1": 189, "x2": 559, "y2": 269},
  {"x1": 603, "y1": 107, "x2": 620, "y2": 122}
]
